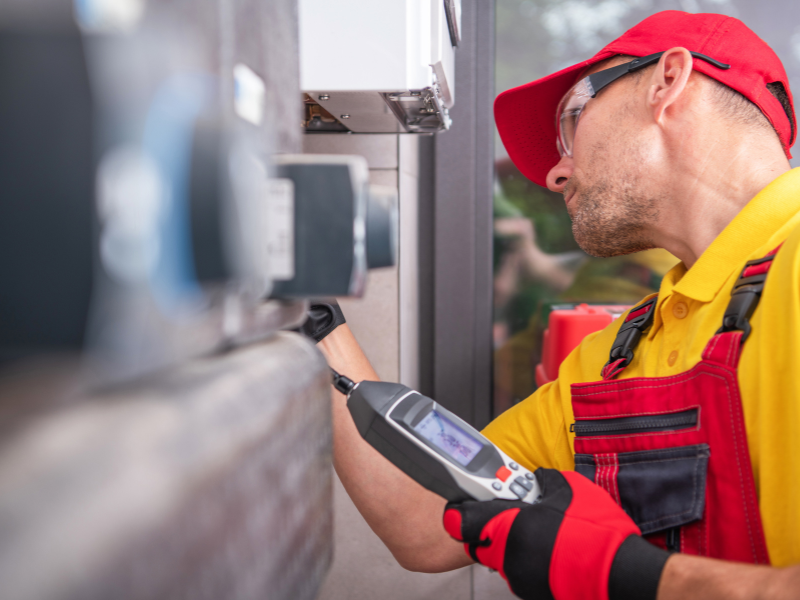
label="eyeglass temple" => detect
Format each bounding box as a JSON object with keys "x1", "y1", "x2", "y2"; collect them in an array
[{"x1": 588, "y1": 51, "x2": 732, "y2": 98}]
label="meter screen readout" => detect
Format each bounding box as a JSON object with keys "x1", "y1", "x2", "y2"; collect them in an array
[{"x1": 413, "y1": 410, "x2": 482, "y2": 466}]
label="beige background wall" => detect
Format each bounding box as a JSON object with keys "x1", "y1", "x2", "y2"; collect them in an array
[{"x1": 303, "y1": 133, "x2": 516, "y2": 600}]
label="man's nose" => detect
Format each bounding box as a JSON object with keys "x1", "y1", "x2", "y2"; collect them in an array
[{"x1": 546, "y1": 155, "x2": 574, "y2": 193}]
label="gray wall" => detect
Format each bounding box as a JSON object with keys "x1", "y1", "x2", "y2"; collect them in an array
[
  {"x1": 303, "y1": 132, "x2": 514, "y2": 600},
  {"x1": 302, "y1": 0, "x2": 501, "y2": 595}
]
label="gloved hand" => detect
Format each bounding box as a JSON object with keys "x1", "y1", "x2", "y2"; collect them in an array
[
  {"x1": 443, "y1": 468, "x2": 670, "y2": 600},
  {"x1": 297, "y1": 300, "x2": 346, "y2": 343}
]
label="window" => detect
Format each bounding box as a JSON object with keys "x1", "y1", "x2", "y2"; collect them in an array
[{"x1": 492, "y1": 0, "x2": 800, "y2": 416}]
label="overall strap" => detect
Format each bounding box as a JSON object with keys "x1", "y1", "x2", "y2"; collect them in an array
[
  {"x1": 601, "y1": 296, "x2": 657, "y2": 380},
  {"x1": 601, "y1": 244, "x2": 783, "y2": 380},
  {"x1": 715, "y1": 244, "x2": 783, "y2": 343},
  {"x1": 702, "y1": 243, "x2": 783, "y2": 367}
]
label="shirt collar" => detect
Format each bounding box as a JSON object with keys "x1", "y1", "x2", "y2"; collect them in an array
[{"x1": 668, "y1": 168, "x2": 800, "y2": 303}]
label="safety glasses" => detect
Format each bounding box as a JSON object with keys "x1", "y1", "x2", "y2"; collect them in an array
[{"x1": 556, "y1": 51, "x2": 731, "y2": 158}]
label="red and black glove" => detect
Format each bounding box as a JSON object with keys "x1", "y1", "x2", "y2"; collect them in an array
[{"x1": 443, "y1": 468, "x2": 670, "y2": 600}]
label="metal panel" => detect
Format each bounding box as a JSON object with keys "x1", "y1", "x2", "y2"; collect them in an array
[
  {"x1": 0, "y1": 333, "x2": 331, "y2": 600},
  {"x1": 303, "y1": 134, "x2": 399, "y2": 169},
  {"x1": 306, "y1": 92, "x2": 405, "y2": 133},
  {"x1": 340, "y1": 166, "x2": 401, "y2": 383},
  {"x1": 399, "y1": 134, "x2": 421, "y2": 390},
  {"x1": 433, "y1": 0, "x2": 495, "y2": 429}
]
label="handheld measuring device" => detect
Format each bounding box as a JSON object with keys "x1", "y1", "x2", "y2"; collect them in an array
[{"x1": 343, "y1": 378, "x2": 541, "y2": 504}]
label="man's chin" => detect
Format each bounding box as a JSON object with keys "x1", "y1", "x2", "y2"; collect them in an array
[{"x1": 573, "y1": 228, "x2": 655, "y2": 258}]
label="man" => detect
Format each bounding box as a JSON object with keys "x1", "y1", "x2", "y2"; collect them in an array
[{"x1": 313, "y1": 10, "x2": 800, "y2": 600}]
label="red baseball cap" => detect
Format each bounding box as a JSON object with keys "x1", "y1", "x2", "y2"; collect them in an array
[{"x1": 495, "y1": 10, "x2": 796, "y2": 187}]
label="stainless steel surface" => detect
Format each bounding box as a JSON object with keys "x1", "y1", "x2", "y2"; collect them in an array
[
  {"x1": 399, "y1": 134, "x2": 424, "y2": 391},
  {"x1": 303, "y1": 87, "x2": 451, "y2": 134},
  {"x1": 366, "y1": 184, "x2": 399, "y2": 270},
  {"x1": 302, "y1": 134, "x2": 399, "y2": 169},
  {"x1": 383, "y1": 87, "x2": 452, "y2": 132},
  {"x1": 304, "y1": 91, "x2": 404, "y2": 133},
  {"x1": 0, "y1": 333, "x2": 331, "y2": 600}
]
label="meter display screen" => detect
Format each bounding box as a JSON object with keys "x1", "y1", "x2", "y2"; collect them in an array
[{"x1": 413, "y1": 410, "x2": 483, "y2": 466}]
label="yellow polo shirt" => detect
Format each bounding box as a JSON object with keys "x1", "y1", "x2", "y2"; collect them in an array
[{"x1": 483, "y1": 167, "x2": 800, "y2": 567}]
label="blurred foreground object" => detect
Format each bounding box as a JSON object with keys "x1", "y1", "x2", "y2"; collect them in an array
[
  {"x1": 0, "y1": 1, "x2": 336, "y2": 598},
  {"x1": 0, "y1": 335, "x2": 331, "y2": 600},
  {"x1": 271, "y1": 155, "x2": 398, "y2": 298}
]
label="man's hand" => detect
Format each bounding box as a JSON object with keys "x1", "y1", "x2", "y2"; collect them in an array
[{"x1": 443, "y1": 468, "x2": 670, "y2": 600}]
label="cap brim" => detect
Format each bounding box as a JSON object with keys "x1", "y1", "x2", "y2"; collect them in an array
[{"x1": 494, "y1": 51, "x2": 615, "y2": 188}]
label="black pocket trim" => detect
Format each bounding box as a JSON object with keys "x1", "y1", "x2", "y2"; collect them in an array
[
  {"x1": 571, "y1": 408, "x2": 698, "y2": 437},
  {"x1": 575, "y1": 444, "x2": 709, "y2": 535}
]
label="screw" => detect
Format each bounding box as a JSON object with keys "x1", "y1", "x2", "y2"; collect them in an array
[
  {"x1": 318, "y1": 94, "x2": 330, "y2": 100},
  {"x1": 340, "y1": 114, "x2": 350, "y2": 119}
]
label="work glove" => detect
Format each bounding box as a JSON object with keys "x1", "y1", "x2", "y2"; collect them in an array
[
  {"x1": 443, "y1": 468, "x2": 670, "y2": 600},
  {"x1": 296, "y1": 300, "x2": 346, "y2": 343}
]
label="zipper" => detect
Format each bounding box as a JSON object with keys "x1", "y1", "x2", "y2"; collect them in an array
[{"x1": 570, "y1": 408, "x2": 698, "y2": 437}]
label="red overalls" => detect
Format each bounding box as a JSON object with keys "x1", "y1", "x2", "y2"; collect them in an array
[{"x1": 569, "y1": 248, "x2": 781, "y2": 564}]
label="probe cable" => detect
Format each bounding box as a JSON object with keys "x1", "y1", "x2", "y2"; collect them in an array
[{"x1": 330, "y1": 368, "x2": 355, "y2": 395}]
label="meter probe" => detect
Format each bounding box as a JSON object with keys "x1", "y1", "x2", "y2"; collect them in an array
[{"x1": 333, "y1": 369, "x2": 541, "y2": 504}]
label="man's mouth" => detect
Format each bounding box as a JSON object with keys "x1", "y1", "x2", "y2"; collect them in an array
[{"x1": 564, "y1": 189, "x2": 576, "y2": 207}]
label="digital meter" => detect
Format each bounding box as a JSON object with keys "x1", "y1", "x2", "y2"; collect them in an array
[{"x1": 346, "y1": 380, "x2": 542, "y2": 504}]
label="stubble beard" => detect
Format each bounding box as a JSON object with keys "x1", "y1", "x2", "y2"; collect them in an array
[{"x1": 567, "y1": 171, "x2": 661, "y2": 258}]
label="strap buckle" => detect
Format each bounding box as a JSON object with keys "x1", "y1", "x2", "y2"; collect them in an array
[
  {"x1": 716, "y1": 255, "x2": 775, "y2": 343},
  {"x1": 602, "y1": 297, "x2": 657, "y2": 375}
]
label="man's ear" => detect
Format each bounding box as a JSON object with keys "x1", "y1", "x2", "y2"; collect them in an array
[{"x1": 647, "y1": 47, "x2": 693, "y2": 124}]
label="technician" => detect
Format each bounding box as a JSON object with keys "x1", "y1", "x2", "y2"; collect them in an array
[{"x1": 310, "y1": 11, "x2": 800, "y2": 600}]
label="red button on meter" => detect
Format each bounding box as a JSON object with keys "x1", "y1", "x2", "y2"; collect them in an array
[{"x1": 495, "y1": 466, "x2": 512, "y2": 482}]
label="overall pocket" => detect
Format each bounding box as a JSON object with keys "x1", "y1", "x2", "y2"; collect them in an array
[
  {"x1": 575, "y1": 444, "x2": 710, "y2": 535},
  {"x1": 571, "y1": 407, "x2": 698, "y2": 437}
]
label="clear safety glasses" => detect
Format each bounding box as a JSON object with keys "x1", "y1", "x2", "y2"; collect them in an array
[
  {"x1": 555, "y1": 77, "x2": 595, "y2": 158},
  {"x1": 555, "y1": 51, "x2": 731, "y2": 158}
]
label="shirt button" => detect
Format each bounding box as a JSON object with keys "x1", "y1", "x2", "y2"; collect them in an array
[
  {"x1": 672, "y1": 302, "x2": 688, "y2": 319},
  {"x1": 668, "y1": 350, "x2": 679, "y2": 366}
]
